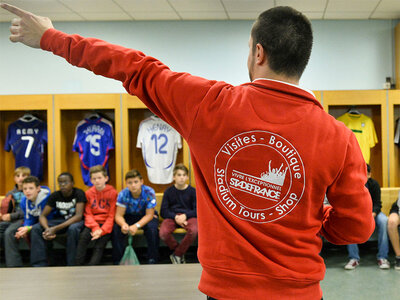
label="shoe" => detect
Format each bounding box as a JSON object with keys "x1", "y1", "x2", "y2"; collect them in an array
[
  {"x1": 395, "y1": 257, "x2": 400, "y2": 270},
  {"x1": 148, "y1": 259, "x2": 156, "y2": 264},
  {"x1": 170, "y1": 253, "x2": 183, "y2": 264},
  {"x1": 344, "y1": 259, "x2": 359, "y2": 270},
  {"x1": 181, "y1": 255, "x2": 186, "y2": 264},
  {"x1": 377, "y1": 258, "x2": 390, "y2": 269}
]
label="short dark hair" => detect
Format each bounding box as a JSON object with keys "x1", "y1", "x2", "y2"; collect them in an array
[
  {"x1": 22, "y1": 176, "x2": 40, "y2": 187},
  {"x1": 58, "y1": 172, "x2": 74, "y2": 183},
  {"x1": 173, "y1": 163, "x2": 188, "y2": 176},
  {"x1": 125, "y1": 169, "x2": 142, "y2": 180},
  {"x1": 251, "y1": 6, "x2": 313, "y2": 79}
]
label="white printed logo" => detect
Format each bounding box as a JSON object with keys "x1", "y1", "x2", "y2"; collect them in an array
[{"x1": 214, "y1": 131, "x2": 305, "y2": 223}]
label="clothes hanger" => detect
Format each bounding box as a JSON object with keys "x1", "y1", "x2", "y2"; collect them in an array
[
  {"x1": 347, "y1": 105, "x2": 361, "y2": 115},
  {"x1": 19, "y1": 112, "x2": 38, "y2": 122},
  {"x1": 86, "y1": 110, "x2": 101, "y2": 120}
]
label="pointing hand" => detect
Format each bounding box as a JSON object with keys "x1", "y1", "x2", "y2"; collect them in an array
[{"x1": 1, "y1": 3, "x2": 54, "y2": 48}]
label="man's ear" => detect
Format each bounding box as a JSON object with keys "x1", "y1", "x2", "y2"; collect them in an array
[{"x1": 255, "y1": 43, "x2": 266, "y2": 65}]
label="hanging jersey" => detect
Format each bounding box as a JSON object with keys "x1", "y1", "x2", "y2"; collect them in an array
[
  {"x1": 73, "y1": 117, "x2": 115, "y2": 186},
  {"x1": 4, "y1": 119, "x2": 47, "y2": 180},
  {"x1": 337, "y1": 113, "x2": 378, "y2": 163},
  {"x1": 395, "y1": 118, "x2": 400, "y2": 146},
  {"x1": 137, "y1": 116, "x2": 182, "y2": 184}
]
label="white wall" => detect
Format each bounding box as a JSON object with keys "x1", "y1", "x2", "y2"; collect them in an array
[{"x1": 0, "y1": 19, "x2": 397, "y2": 95}]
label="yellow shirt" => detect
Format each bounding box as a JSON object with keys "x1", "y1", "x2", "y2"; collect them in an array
[{"x1": 337, "y1": 113, "x2": 378, "y2": 163}]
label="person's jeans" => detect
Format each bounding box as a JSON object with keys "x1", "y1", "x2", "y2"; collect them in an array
[
  {"x1": 30, "y1": 219, "x2": 84, "y2": 266},
  {"x1": 75, "y1": 226, "x2": 111, "y2": 265},
  {"x1": 3, "y1": 220, "x2": 25, "y2": 267},
  {"x1": 347, "y1": 212, "x2": 389, "y2": 260},
  {"x1": 111, "y1": 214, "x2": 159, "y2": 264},
  {"x1": 159, "y1": 218, "x2": 198, "y2": 257}
]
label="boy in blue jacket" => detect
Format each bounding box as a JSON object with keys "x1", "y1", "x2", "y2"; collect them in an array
[{"x1": 4, "y1": 176, "x2": 50, "y2": 267}]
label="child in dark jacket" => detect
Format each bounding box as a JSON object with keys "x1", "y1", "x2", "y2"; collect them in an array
[{"x1": 160, "y1": 164, "x2": 197, "y2": 264}]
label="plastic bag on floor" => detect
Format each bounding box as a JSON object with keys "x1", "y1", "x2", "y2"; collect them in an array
[{"x1": 120, "y1": 234, "x2": 140, "y2": 265}]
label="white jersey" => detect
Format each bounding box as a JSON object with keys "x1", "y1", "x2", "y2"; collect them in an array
[{"x1": 137, "y1": 116, "x2": 182, "y2": 184}]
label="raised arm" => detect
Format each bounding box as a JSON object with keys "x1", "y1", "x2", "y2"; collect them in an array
[{"x1": 1, "y1": 3, "x2": 226, "y2": 140}]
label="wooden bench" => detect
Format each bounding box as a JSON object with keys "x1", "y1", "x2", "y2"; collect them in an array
[{"x1": 2, "y1": 188, "x2": 399, "y2": 248}]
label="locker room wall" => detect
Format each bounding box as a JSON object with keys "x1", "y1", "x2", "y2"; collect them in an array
[{"x1": 0, "y1": 19, "x2": 397, "y2": 94}]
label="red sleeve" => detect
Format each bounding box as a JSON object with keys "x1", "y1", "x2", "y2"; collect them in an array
[
  {"x1": 320, "y1": 133, "x2": 375, "y2": 244},
  {"x1": 100, "y1": 189, "x2": 117, "y2": 235},
  {"x1": 40, "y1": 29, "x2": 226, "y2": 140},
  {"x1": 84, "y1": 192, "x2": 101, "y2": 232}
]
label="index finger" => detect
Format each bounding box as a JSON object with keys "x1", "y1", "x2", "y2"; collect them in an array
[{"x1": 0, "y1": 3, "x2": 31, "y2": 18}]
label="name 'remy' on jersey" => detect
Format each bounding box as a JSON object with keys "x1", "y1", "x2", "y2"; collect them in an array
[
  {"x1": 137, "y1": 116, "x2": 182, "y2": 184},
  {"x1": 73, "y1": 117, "x2": 115, "y2": 186},
  {"x1": 5, "y1": 118, "x2": 47, "y2": 180}
]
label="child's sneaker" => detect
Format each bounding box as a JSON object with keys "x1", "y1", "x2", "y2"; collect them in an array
[
  {"x1": 170, "y1": 253, "x2": 183, "y2": 264},
  {"x1": 395, "y1": 257, "x2": 400, "y2": 270},
  {"x1": 377, "y1": 258, "x2": 390, "y2": 269},
  {"x1": 344, "y1": 259, "x2": 359, "y2": 270}
]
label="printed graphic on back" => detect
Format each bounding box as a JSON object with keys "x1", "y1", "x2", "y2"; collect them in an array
[{"x1": 214, "y1": 131, "x2": 305, "y2": 223}]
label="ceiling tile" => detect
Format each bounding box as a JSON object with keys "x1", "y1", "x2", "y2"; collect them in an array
[
  {"x1": 114, "y1": 0, "x2": 174, "y2": 12},
  {"x1": 374, "y1": 0, "x2": 400, "y2": 12},
  {"x1": 371, "y1": 11, "x2": 400, "y2": 19},
  {"x1": 326, "y1": 0, "x2": 380, "y2": 12},
  {"x1": 227, "y1": 11, "x2": 260, "y2": 20},
  {"x1": 324, "y1": 11, "x2": 372, "y2": 19},
  {"x1": 2, "y1": 0, "x2": 72, "y2": 13},
  {"x1": 42, "y1": 12, "x2": 84, "y2": 21},
  {"x1": 170, "y1": 0, "x2": 225, "y2": 12},
  {"x1": 179, "y1": 11, "x2": 228, "y2": 20},
  {"x1": 1, "y1": 0, "x2": 400, "y2": 21},
  {"x1": 130, "y1": 11, "x2": 180, "y2": 20},
  {"x1": 276, "y1": 0, "x2": 327, "y2": 12},
  {"x1": 79, "y1": 12, "x2": 133, "y2": 21},
  {"x1": 222, "y1": 0, "x2": 274, "y2": 12},
  {"x1": 302, "y1": 11, "x2": 324, "y2": 19},
  {"x1": 60, "y1": 0, "x2": 123, "y2": 13}
]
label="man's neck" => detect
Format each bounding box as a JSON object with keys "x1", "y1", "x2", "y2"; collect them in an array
[
  {"x1": 252, "y1": 67, "x2": 299, "y2": 85},
  {"x1": 175, "y1": 183, "x2": 188, "y2": 190}
]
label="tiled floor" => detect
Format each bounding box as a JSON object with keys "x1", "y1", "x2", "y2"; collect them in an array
[
  {"x1": 1, "y1": 243, "x2": 399, "y2": 299},
  {"x1": 321, "y1": 242, "x2": 400, "y2": 299}
]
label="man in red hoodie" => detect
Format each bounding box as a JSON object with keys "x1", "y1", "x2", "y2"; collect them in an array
[
  {"x1": 75, "y1": 165, "x2": 118, "y2": 265},
  {"x1": 1, "y1": 4, "x2": 375, "y2": 299}
]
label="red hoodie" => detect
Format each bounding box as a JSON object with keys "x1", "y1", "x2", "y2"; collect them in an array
[
  {"x1": 41, "y1": 29, "x2": 375, "y2": 300},
  {"x1": 84, "y1": 184, "x2": 117, "y2": 235}
]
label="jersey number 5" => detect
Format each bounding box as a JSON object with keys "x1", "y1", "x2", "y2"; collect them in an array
[{"x1": 85, "y1": 134, "x2": 101, "y2": 156}]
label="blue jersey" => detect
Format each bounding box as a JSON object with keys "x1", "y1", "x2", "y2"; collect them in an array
[
  {"x1": 73, "y1": 117, "x2": 115, "y2": 186},
  {"x1": 117, "y1": 185, "x2": 156, "y2": 216},
  {"x1": 5, "y1": 118, "x2": 47, "y2": 180}
]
